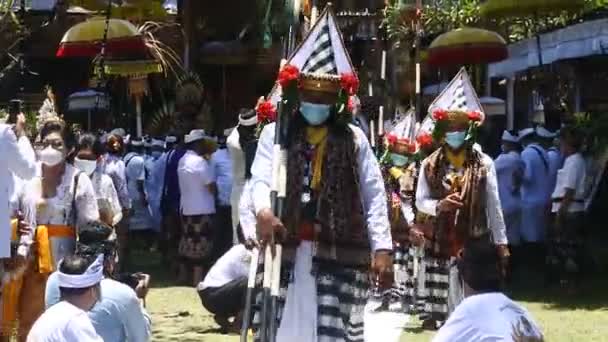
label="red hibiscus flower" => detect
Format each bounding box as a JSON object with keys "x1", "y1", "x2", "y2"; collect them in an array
[
  {"x1": 347, "y1": 96, "x2": 356, "y2": 113},
  {"x1": 340, "y1": 73, "x2": 360, "y2": 95},
  {"x1": 256, "y1": 101, "x2": 277, "y2": 122},
  {"x1": 386, "y1": 133, "x2": 398, "y2": 146},
  {"x1": 468, "y1": 110, "x2": 483, "y2": 122},
  {"x1": 417, "y1": 133, "x2": 433, "y2": 147},
  {"x1": 432, "y1": 109, "x2": 448, "y2": 121},
  {"x1": 277, "y1": 64, "x2": 300, "y2": 88}
]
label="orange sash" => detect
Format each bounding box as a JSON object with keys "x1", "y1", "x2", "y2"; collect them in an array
[{"x1": 35, "y1": 225, "x2": 75, "y2": 274}]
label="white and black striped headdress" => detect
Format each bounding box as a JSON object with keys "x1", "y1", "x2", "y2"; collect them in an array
[
  {"x1": 266, "y1": 4, "x2": 356, "y2": 105},
  {"x1": 301, "y1": 22, "x2": 337, "y2": 75}
]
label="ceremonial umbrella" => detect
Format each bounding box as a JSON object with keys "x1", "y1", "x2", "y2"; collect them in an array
[
  {"x1": 56, "y1": 17, "x2": 147, "y2": 58},
  {"x1": 480, "y1": 0, "x2": 586, "y2": 65},
  {"x1": 427, "y1": 27, "x2": 508, "y2": 67},
  {"x1": 67, "y1": 90, "x2": 110, "y2": 130},
  {"x1": 93, "y1": 59, "x2": 162, "y2": 137},
  {"x1": 480, "y1": 0, "x2": 585, "y2": 19},
  {"x1": 112, "y1": 0, "x2": 168, "y2": 21}
]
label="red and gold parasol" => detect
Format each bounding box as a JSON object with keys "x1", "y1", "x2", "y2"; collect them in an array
[
  {"x1": 427, "y1": 27, "x2": 508, "y2": 67},
  {"x1": 56, "y1": 18, "x2": 147, "y2": 58}
]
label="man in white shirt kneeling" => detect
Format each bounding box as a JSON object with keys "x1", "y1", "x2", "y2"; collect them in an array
[
  {"x1": 197, "y1": 243, "x2": 254, "y2": 334},
  {"x1": 433, "y1": 239, "x2": 544, "y2": 342},
  {"x1": 28, "y1": 255, "x2": 104, "y2": 342}
]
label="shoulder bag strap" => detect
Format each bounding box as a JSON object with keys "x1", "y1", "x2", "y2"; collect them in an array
[
  {"x1": 72, "y1": 172, "x2": 82, "y2": 229},
  {"x1": 529, "y1": 146, "x2": 549, "y2": 173}
]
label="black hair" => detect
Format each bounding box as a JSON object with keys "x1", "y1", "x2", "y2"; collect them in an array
[
  {"x1": 457, "y1": 238, "x2": 502, "y2": 293},
  {"x1": 106, "y1": 134, "x2": 124, "y2": 155},
  {"x1": 40, "y1": 120, "x2": 76, "y2": 151},
  {"x1": 77, "y1": 133, "x2": 105, "y2": 157},
  {"x1": 58, "y1": 255, "x2": 97, "y2": 298},
  {"x1": 561, "y1": 126, "x2": 583, "y2": 152}
]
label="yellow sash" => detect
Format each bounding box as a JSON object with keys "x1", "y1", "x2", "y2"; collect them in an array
[{"x1": 35, "y1": 225, "x2": 75, "y2": 274}]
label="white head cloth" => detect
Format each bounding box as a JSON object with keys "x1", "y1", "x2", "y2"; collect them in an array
[
  {"x1": 57, "y1": 254, "x2": 104, "y2": 289},
  {"x1": 536, "y1": 126, "x2": 555, "y2": 138},
  {"x1": 501, "y1": 130, "x2": 518, "y2": 143},
  {"x1": 518, "y1": 128, "x2": 535, "y2": 141},
  {"x1": 151, "y1": 139, "x2": 165, "y2": 148},
  {"x1": 184, "y1": 129, "x2": 213, "y2": 144}
]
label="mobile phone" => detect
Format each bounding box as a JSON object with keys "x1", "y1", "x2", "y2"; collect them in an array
[{"x1": 8, "y1": 99, "x2": 23, "y2": 124}]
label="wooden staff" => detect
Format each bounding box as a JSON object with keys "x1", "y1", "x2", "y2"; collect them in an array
[{"x1": 240, "y1": 247, "x2": 260, "y2": 342}]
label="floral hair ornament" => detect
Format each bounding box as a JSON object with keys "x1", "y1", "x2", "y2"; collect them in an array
[
  {"x1": 256, "y1": 100, "x2": 277, "y2": 123},
  {"x1": 416, "y1": 132, "x2": 434, "y2": 149},
  {"x1": 254, "y1": 99, "x2": 277, "y2": 138},
  {"x1": 336, "y1": 73, "x2": 360, "y2": 125},
  {"x1": 276, "y1": 64, "x2": 301, "y2": 112}
]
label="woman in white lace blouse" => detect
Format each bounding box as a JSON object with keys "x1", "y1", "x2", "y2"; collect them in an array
[
  {"x1": 16, "y1": 119, "x2": 99, "y2": 339},
  {"x1": 74, "y1": 133, "x2": 123, "y2": 227}
]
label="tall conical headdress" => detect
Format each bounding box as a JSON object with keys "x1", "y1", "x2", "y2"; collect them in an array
[
  {"x1": 428, "y1": 67, "x2": 483, "y2": 116},
  {"x1": 420, "y1": 67, "x2": 485, "y2": 141},
  {"x1": 268, "y1": 4, "x2": 355, "y2": 104}
]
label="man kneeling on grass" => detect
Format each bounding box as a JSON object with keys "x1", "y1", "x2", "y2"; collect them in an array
[
  {"x1": 433, "y1": 239, "x2": 544, "y2": 342},
  {"x1": 197, "y1": 242, "x2": 255, "y2": 334}
]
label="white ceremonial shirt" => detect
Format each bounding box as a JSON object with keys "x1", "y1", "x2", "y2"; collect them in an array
[
  {"x1": 494, "y1": 151, "x2": 524, "y2": 214},
  {"x1": 547, "y1": 147, "x2": 563, "y2": 193},
  {"x1": 551, "y1": 153, "x2": 587, "y2": 213},
  {"x1": 125, "y1": 153, "x2": 146, "y2": 203},
  {"x1": 0, "y1": 125, "x2": 36, "y2": 257},
  {"x1": 250, "y1": 123, "x2": 392, "y2": 252},
  {"x1": 178, "y1": 150, "x2": 217, "y2": 216},
  {"x1": 91, "y1": 171, "x2": 123, "y2": 226},
  {"x1": 416, "y1": 150, "x2": 508, "y2": 245},
  {"x1": 432, "y1": 293, "x2": 543, "y2": 342},
  {"x1": 521, "y1": 143, "x2": 551, "y2": 206},
  {"x1": 227, "y1": 128, "x2": 246, "y2": 236},
  {"x1": 103, "y1": 154, "x2": 131, "y2": 210},
  {"x1": 27, "y1": 301, "x2": 103, "y2": 342},
  {"x1": 211, "y1": 148, "x2": 233, "y2": 207},
  {"x1": 198, "y1": 244, "x2": 251, "y2": 290},
  {"x1": 238, "y1": 180, "x2": 257, "y2": 241}
]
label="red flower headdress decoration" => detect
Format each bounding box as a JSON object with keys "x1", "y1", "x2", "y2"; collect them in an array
[
  {"x1": 467, "y1": 110, "x2": 483, "y2": 123},
  {"x1": 386, "y1": 133, "x2": 398, "y2": 146},
  {"x1": 340, "y1": 73, "x2": 360, "y2": 96},
  {"x1": 432, "y1": 109, "x2": 448, "y2": 121},
  {"x1": 256, "y1": 100, "x2": 277, "y2": 123},
  {"x1": 277, "y1": 64, "x2": 300, "y2": 88},
  {"x1": 416, "y1": 133, "x2": 433, "y2": 148}
]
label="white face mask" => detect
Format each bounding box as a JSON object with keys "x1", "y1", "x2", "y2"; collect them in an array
[
  {"x1": 74, "y1": 157, "x2": 98, "y2": 176},
  {"x1": 38, "y1": 146, "x2": 64, "y2": 167}
]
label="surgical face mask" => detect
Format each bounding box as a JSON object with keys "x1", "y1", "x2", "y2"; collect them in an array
[
  {"x1": 445, "y1": 130, "x2": 467, "y2": 149},
  {"x1": 38, "y1": 146, "x2": 64, "y2": 167},
  {"x1": 390, "y1": 153, "x2": 409, "y2": 167},
  {"x1": 151, "y1": 151, "x2": 162, "y2": 159},
  {"x1": 300, "y1": 102, "x2": 331, "y2": 126},
  {"x1": 74, "y1": 157, "x2": 98, "y2": 176}
]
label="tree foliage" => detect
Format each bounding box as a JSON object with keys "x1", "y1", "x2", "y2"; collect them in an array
[{"x1": 383, "y1": 0, "x2": 608, "y2": 48}]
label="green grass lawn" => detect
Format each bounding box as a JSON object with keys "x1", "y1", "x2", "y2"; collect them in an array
[{"x1": 135, "y1": 251, "x2": 608, "y2": 342}]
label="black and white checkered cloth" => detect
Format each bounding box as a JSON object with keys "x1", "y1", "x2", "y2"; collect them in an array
[
  {"x1": 302, "y1": 21, "x2": 338, "y2": 75},
  {"x1": 251, "y1": 260, "x2": 369, "y2": 342}
]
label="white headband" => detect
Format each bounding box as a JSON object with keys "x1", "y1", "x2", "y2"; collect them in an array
[
  {"x1": 239, "y1": 114, "x2": 258, "y2": 127},
  {"x1": 57, "y1": 254, "x2": 104, "y2": 289}
]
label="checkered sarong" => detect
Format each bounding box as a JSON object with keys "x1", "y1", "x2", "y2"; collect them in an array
[{"x1": 252, "y1": 260, "x2": 369, "y2": 342}]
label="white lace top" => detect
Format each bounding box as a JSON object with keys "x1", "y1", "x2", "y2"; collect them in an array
[
  {"x1": 21, "y1": 164, "x2": 100, "y2": 227},
  {"x1": 91, "y1": 170, "x2": 123, "y2": 226}
]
